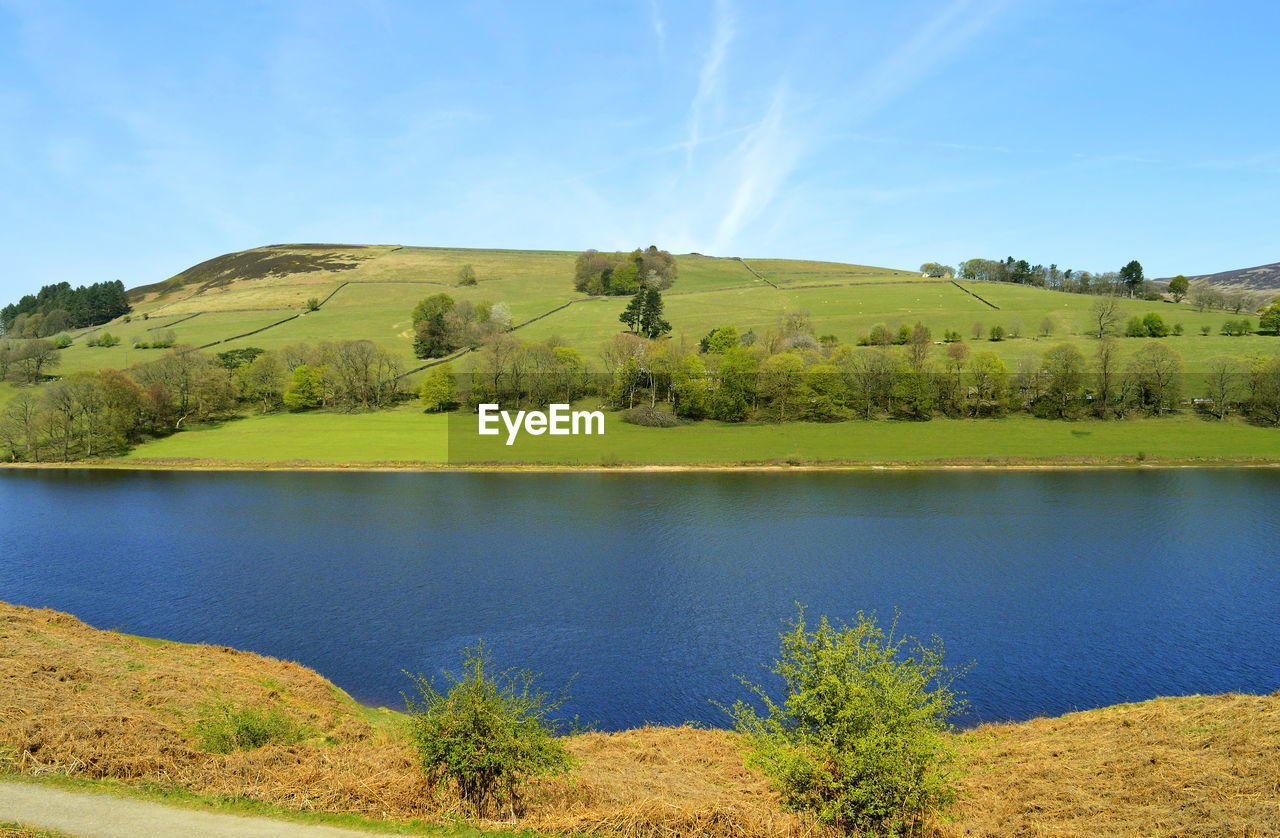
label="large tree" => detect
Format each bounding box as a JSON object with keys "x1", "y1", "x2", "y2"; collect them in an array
[{"x1": 1120, "y1": 260, "x2": 1145, "y2": 297}]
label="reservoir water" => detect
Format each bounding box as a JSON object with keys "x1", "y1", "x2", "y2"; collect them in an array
[{"x1": 1, "y1": 468, "x2": 1277, "y2": 730}]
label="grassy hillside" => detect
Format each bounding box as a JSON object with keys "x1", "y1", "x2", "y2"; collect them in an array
[
  {"x1": 1159, "y1": 260, "x2": 1280, "y2": 294},
  {"x1": 45, "y1": 243, "x2": 1280, "y2": 381},
  {"x1": 2, "y1": 602, "x2": 1276, "y2": 837}
]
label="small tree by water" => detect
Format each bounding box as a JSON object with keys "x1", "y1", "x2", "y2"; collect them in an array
[
  {"x1": 404, "y1": 641, "x2": 575, "y2": 818},
  {"x1": 727, "y1": 608, "x2": 966, "y2": 837}
]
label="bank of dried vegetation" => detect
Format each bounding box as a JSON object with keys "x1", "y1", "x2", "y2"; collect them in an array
[{"x1": 1, "y1": 602, "x2": 1275, "y2": 837}]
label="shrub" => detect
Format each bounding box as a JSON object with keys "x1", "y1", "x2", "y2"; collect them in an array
[
  {"x1": 1142, "y1": 312, "x2": 1168, "y2": 337},
  {"x1": 727, "y1": 608, "x2": 965, "y2": 837},
  {"x1": 97, "y1": 331, "x2": 120, "y2": 347},
  {"x1": 404, "y1": 641, "x2": 575, "y2": 817},
  {"x1": 305, "y1": 297, "x2": 321, "y2": 311},
  {"x1": 53, "y1": 333, "x2": 72, "y2": 349},
  {"x1": 191, "y1": 704, "x2": 309, "y2": 753},
  {"x1": 621, "y1": 404, "x2": 683, "y2": 427},
  {"x1": 988, "y1": 324, "x2": 1005, "y2": 341},
  {"x1": 1201, "y1": 324, "x2": 1212, "y2": 336}
]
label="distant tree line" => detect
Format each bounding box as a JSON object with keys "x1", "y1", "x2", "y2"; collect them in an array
[
  {"x1": 2, "y1": 281, "x2": 130, "y2": 335},
  {"x1": 0, "y1": 339, "x2": 406, "y2": 462},
  {"x1": 578, "y1": 314, "x2": 1280, "y2": 425},
  {"x1": 573, "y1": 246, "x2": 677, "y2": 296},
  {"x1": 948, "y1": 256, "x2": 1270, "y2": 315}
]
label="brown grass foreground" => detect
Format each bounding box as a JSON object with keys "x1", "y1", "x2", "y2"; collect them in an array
[{"x1": 1, "y1": 602, "x2": 1276, "y2": 838}]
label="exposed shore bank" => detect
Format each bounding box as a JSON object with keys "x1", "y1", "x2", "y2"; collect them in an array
[{"x1": 2, "y1": 602, "x2": 1277, "y2": 837}]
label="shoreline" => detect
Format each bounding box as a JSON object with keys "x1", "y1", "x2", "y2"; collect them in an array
[{"x1": 3, "y1": 455, "x2": 1279, "y2": 474}]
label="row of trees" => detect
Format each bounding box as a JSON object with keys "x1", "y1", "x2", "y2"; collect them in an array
[
  {"x1": 580, "y1": 322, "x2": 1280, "y2": 424},
  {"x1": 1, "y1": 340, "x2": 406, "y2": 461},
  {"x1": 572, "y1": 246, "x2": 677, "y2": 296},
  {"x1": 2, "y1": 281, "x2": 130, "y2": 334}
]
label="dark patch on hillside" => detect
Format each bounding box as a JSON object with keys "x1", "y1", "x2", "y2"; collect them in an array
[
  {"x1": 129, "y1": 246, "x2": 372, "y2": 301},
  {"x1": 1157, "y1": 262, "x2": 1280, "y2": 292}
]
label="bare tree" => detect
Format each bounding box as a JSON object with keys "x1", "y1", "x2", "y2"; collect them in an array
[
  {"x1": 1088, "y1": 295, "x2": 1122, "y2": 338},
  {"x1": 1203, "y1": 355, "x2": 1242, "y2": 419},
  {"x1": 1093, "y1": 337, "x2": 1121, "y2": 417}
]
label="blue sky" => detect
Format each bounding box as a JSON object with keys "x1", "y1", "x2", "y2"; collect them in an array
[{"x1": 1, "y1": 0, "x2": 1277, "y2": 301}]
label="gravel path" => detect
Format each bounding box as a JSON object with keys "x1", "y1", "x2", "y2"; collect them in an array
[{"x1": 0, "y1": 781, "x2": 391, "y2": 838}]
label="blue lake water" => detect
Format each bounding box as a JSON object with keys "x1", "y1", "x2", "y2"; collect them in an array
[{"x1": 1, "y1": 468, "x2": 1277, "y2": 730}]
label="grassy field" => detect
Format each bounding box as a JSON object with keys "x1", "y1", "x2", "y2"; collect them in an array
[
  {"x1": 3, "y1": 601, "x2": 1276, "y2": 837},
  {"x1": 116, "y1": 409, "x2": 1280, "y2": 468},
  {"x1": 122, "y1": 407, "x2": 449, "y2": 464}
]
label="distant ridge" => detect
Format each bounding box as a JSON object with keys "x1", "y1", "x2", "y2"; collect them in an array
[{"x1": 1158, "y1": 261, "x2": 1280, "y2": 294}]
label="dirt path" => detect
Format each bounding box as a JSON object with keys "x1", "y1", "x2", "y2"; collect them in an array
[{"x1": 0, "y1": 781, "x2": 389, "y2": 838}]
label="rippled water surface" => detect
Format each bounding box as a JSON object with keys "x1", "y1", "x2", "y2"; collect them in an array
[{"x1": 2, "y1": 468, "x2": 1277, "y2": 729}]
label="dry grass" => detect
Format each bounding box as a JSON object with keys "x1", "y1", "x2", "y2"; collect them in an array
[
  {"x1": 1, "y1": 601, "x2": 1276, "y2": 837},
  {"x1": 940, "y1": 696, "x2": 1280, "y2": 838}
]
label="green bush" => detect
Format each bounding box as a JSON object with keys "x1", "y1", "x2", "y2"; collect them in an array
[
  {"x1": 305, "y1": 297, "x2": 321, "y2": 311},
  {"x1": 404, "y1": 641, "x2": 575, "y2": 817},
  {"x1": 727, "y1": 608, "x2": 965, "y2": 837},
  {"x1": 191, "y1": 704, "x2": 309, "y2": 753}
]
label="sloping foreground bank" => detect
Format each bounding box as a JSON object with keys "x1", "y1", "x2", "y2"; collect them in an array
[{"x1": 1, "y1": 602, "x2": 1276, "y2": 837}]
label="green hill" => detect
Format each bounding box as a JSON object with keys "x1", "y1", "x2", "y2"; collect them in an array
[{"x1": 45, "y1": 243, "x2": 1275, "y2": 380}]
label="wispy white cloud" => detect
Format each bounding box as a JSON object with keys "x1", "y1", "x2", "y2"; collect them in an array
[
  {"x1": 712, "y1": 85, "x2": 802, "y2": 253},
  {"x1": 647, "y1": 0, "x2": 666, "y2": 57},
  {"x1": 847, "y1": 0, "x2": 1013, "y2": 120},
  {"x1": 685, "y1": 0, "x2": 734, "y2": 166}
]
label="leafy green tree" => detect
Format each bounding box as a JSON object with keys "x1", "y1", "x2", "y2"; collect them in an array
[
  {"x1": 411, "y1": 293, "x2": 460, "y2": 359},
  {"x1": 457, "y1": 264, "x2": 478, "y2": 286},
  {"x1": 418, "y1": 364, "x2": 457, "y2": 412},
  {"x1": 1038, "y1": 343, "x2": 1086, "y2": 418},
  {"x1": 672, "y1": 352, "x2": 711, "y2": 419},
  {"x1": 1120, "y1": 260, "x2": 1145, "y2": 297},
  {"x1": 968, "y1": 351, "x2": 1008, "y2": 416},
  {"x1": 608, "y1": 355, "x2": 644, "y2": 409},
  {"x1": 700, "y1": 325, "x2": 740, "y2": 355},
  {"x1": 619, "y1": 290, "x2": 645, "y2": 334},
  {"x1": 757, "y1": 353, "x2": 806, "y2": 420},
  {"x1": 1259, "y1": 302, "x2": 1280, "y2": 335},
  {"x1": 639, "y1": 288, "x2": 671, "y2": 339},
  {"x1": 236, "y1": 352, "x2": 286, "y2": 413},
  {"x1": 404, "y1": 641, "x2": 575, "y2": 818},
  {"x1": 726, "y1": 608, "x2": 964, "y2": 837},
  {"x1": 282, "y1": 364, "x2": 324, "y2": 411},
  {"x1": 609, "y1": 261, "x2": 640, "y2": 295},
  {"x1": 1142, "y1": 312, "x2": 1168, "y2": 337},
  {"x1": 712, "y1": 348, "x2": 758, "y2": 421},
  {"x1": 1167, "y1": 274, "x2": 1189, "y2": 302},
  {"x1": 987, "y1": 324, "x2": 1005, "y2": 342}
]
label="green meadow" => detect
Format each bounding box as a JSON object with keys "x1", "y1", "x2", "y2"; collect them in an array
[{"x1": 122, "y1": 407, "x2": 1280, "y2": 468}]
